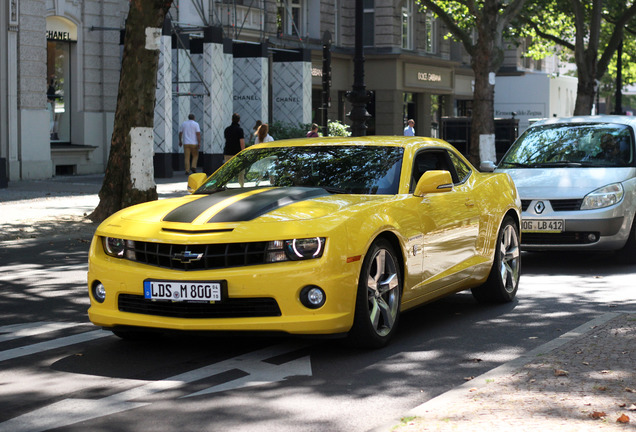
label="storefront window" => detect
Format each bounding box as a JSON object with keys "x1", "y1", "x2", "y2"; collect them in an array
[
  {"x1": 47, "y1": 40, "x2": 70, "y2": 142},
  {"x1": 403, "y1": 92, "x2": 416, "y2": 128}
]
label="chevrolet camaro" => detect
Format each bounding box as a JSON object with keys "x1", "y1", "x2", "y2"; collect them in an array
[{"x1": 88, "y1": 136, "x2": 521, "y2": 348}]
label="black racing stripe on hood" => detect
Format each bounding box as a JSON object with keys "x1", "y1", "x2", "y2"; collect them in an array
[
  {"x1": 163, "y1": 189, "x2": 250, "y2": 223},
  {"x1": 208, "y1": 187, "x2": 330, "y2": 223}
]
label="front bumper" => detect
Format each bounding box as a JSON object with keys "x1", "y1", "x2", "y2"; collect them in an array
[
  {"x1": 87, "y1": 238, "x2": 360, "y2": 335},
  {"x1": 520, "y1": 200, "x2": 633, "y2": 251}
]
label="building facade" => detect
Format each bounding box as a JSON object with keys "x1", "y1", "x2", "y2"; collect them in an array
[{"x1": 1, "y1": 0, "x2": 476, "y2": 181}]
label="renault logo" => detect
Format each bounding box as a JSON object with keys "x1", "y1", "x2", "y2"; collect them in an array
[
  {"x1": 173, "y1": 250, "x2": 204, "y2": 263},
  {"x1": 534, "y1": 201, "x2": 546, "y2": 214}
]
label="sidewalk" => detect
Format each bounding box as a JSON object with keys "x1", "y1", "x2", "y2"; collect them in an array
[
  {"x1": 384, "y1": 312, "x2": 636, "y2": 432},
  {"x1": 0, "y1": 174, "x2": 187, "y2": 242},
  {"x1": 1, "y1": 175, "x2": 635, "y2": 431}
]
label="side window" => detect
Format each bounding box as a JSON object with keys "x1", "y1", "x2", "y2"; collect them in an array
[
  {"x1": 411, "y1": 150, "x2": 458, "y2": 192},
  {"x1": 447, "y1": 150, "x2": 472, "y2": 184}
]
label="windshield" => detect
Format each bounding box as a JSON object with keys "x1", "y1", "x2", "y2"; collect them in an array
[
  {"x1": 197, "y1": 145, "x2": 405, "y2": 195},
  {"x1": 499, "y1": 123, "x2": 635, "y2": 168}
]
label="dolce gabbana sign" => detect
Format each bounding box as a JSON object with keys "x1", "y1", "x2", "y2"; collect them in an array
[{"x1": 404, "y1": 64, "x2": 452, "y2": 90}]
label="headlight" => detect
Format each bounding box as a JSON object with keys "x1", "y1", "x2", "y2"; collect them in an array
[
  {"x1": 581, "y1": 183, "x2": 624, "y2": 210},
  {"x1": 265, "y1": 237, "x2": 326, "y2": 262},
  {"x1": 102, "y1": 237, "x2": 136, "y2": 259}
]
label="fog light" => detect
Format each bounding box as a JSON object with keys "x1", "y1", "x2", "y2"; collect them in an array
[
  {"x1": 300, "y1": 285, "x2": 326, "y2": 309},
  {"x1": 92, "y1": 281, "x2": 106, "y2": 303},
  {"x1": 588, "y1": 233, "x2": 598, "y2": 242}
]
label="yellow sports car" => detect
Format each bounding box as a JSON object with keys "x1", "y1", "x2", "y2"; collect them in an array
[{"x1": 88, "y1": 136, "x2": 521, "y2": 348}]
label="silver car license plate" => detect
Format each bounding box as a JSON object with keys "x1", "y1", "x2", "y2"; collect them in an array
[{"x1": 522, "y1": 219, "x2": 564, "y2": 233}]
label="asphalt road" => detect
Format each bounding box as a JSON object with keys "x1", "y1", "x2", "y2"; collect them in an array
[{"x1": 1, "y1": 234, "x2": 635, "y2": 432}]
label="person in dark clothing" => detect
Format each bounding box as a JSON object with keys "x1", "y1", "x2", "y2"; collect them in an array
[{"x1": 224, "y1": 113, "x2": 245, "y2": 163}]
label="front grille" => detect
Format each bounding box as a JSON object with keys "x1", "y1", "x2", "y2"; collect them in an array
[
  {"x1": 118, "y1": 294, "x2": 281, "y2": 318},
  {"x1": 130, "y1": 241, "x2": 269, "y2": 271},
  {"x1": 550, "y1": 199, "x2": 583, "y2": 211},
  {"x1": 522, "y1": 199, "x2": 583, "y2": 212},
  {"x1": 521, "y1": 200, "x2": 532, "y2": 211},
  {"x1": 522, "y1": 232, "x2": 600, "y2": 245}
]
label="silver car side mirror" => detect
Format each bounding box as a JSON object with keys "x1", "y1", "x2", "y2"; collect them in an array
[{"x1": 480, "y1": 161, "x2": 496, "y2": 172}]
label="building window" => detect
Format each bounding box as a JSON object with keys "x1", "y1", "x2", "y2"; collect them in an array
[
  {"x1": 363, "y1": 0, "x2": 374, "y2": 47},
  {"x1": 401, "y1": 0, "x2": 413, "y2": 50},
  {"x1": 277, "y1": 0, "x2": 304, "y2": 38},
  {"x1": 424, "y1": 11, "x2": 436, "y2": 53}
]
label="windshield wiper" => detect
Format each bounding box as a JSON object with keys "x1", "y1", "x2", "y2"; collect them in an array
[
  {"x1": 197, "y1": 186, "x2": 227, "y2": 194},
  {"x1": 534, "y1": 161, "x2": 583, "y2": 167},
  {"x1": 500, "y1": 162, "x2": 533, "y2": 168},
  {"x1": 321, "y1": 186, "x2": 348, "y2": 194}
]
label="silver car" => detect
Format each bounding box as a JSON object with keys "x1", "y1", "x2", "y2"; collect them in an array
[{"x1": 486, "y1": 115, "x2": 636, "y2": 261}]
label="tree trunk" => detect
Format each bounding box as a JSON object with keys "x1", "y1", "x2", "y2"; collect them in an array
[
  {"x1": 470, "y1": 50, "x2": 496, "y2": 167},
  {"x1": 468, "y1": 0, "x2": 500, "y2": 167},
  {"x1": 573, "y1": 74, "x2": 596, "y2": 115},
  {"x1": 89, "y1": 0, "x2": 173, "y2": 223}
]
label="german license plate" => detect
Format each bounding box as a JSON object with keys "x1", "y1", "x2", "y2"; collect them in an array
[
  {"x1": 143, "y1": 281, "x2": 222, "y2": 302},
  {"x1": 522, "y1": 219, "x2": 564, "y2": 233}
]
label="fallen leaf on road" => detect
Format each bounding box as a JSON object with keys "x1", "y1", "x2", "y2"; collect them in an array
[
  {"x1": 628, "y1": 404, "x2": 636, "y2": 411},
  {"x1": 582, "y1": 362, "x2": 590, "y2": 366},
  {"x1": 616, "y1": 414, "x2": 630, "y2": 423},
  {"x1": 596, "y1": 386, "x2": 608, "y2": 392},
  {"x1": 626, "y1": 388, "x2": 636, "y2": 393},
  {"x1": 554, "y1": 369, "x2": 569, "y2": 377},
  {"x1": 464, "y1": 376, "x2": 474, "y2": 381},
  {"x1": 590, "y1": 411, "x2": 606, "y2": 419}
]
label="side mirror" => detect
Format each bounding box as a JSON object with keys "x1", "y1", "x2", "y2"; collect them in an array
[
  {"x1": 413, "y1": 170, "x2": 453, "y2": 197},
  {"x1": 480, "y1": 161, "x2": 496, "y2": 172},
  {"x1": 187, "y1": 173, "x2": 208, "y2": 194}
]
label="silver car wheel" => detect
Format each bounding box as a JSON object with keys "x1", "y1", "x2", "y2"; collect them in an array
[
  {"x1": 499, "y1": 223, "x2": 521, "y2": 292},
  {"x1": 366, "y1": 248, "x2": 400, "y2": 337}
]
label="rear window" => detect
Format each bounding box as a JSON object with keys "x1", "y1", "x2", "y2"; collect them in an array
[{"x1": 499, "y1": 123, "x2": 635, "y2": 168}]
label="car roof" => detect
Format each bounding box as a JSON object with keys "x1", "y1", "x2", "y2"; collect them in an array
[
  {"x1": 530, "y1": 115, "x2": 636, "y2": 130},
  {"x1": 249, "y1": 135, "x2": 454, "y2": 152}
]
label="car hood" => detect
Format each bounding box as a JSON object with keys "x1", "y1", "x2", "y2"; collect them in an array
[
  {"x1": 496, "y1": 167, "x2": 636, "y2": 199},
  {"x1": 105, "y1": 187, "x2": 384, "y2": 227}
]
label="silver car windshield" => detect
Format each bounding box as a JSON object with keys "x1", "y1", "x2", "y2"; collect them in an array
[{"x1": 499, "y1": 123, "x2": 635, "y2": 168}]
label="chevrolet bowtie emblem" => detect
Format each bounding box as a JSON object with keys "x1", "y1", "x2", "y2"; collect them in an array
[{"x1": 172, "y1": 250, "x2": 204, "y2": 263}]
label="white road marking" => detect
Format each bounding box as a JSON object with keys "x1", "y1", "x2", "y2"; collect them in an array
[
  {"x1": 0, "y1": 321, "x2": 83, "y2": 343},
  {"x1": 0, "y1": 329, "x2": 110, "y2": 362},
  {"x1": 0, "y1": 342, "x2": 312, "y2": 432}
]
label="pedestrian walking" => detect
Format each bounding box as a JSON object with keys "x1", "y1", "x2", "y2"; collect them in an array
[
  {"x1": 254, "y1": 123, "x2": 274, "y2": 144},
  {"x1": 306, "y1": 123, "x2": 320, "y2": 137},
  {"x1": 224, "y1": 113, "x2": 245, "y2": 163},
  {"x1": 403, "y1": 119, "x2": 415, "y2": 136},
  {"x1": 179, "y1": 114, "x2": 201, "y2": 175}
]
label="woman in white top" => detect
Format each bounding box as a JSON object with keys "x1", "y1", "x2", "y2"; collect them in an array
[{"x1": 254, "y1": 123, "x2": 274, "y2": 144}]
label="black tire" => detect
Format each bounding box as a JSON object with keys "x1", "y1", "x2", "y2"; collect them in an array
[
  {"x1": 348, "y1": 238, "x2": 402, "y2": 348},
  {"x1": 472, "y1": 216, "x2": 521, "y2": 303}
]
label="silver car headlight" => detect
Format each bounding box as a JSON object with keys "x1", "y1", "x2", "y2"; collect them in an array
[{"x1": 581, "y1": 183, "x2": 624, "y2": 210}]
